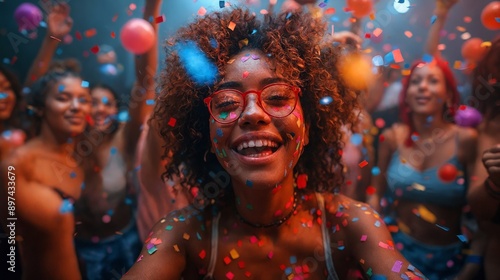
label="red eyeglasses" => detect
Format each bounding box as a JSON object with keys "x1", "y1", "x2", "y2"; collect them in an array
[{"x1": 204, "y1": 83, "x2": 301, "y2": 124}]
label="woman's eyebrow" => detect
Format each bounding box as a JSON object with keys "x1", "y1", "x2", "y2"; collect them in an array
[
  {"x1": 214, "y1": 81, "x2": 242, "y2": 91},
  {"x1": 259, "y1": 77, "x2": 286, "y2": 87}
]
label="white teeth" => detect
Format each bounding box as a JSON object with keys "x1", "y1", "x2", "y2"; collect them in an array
[
  {"x1": 255, "y1": 140, "x2": 263, "y2": 147},
  {"x1": 235, "y1": 139, "x2": 280, "y2": 152}
]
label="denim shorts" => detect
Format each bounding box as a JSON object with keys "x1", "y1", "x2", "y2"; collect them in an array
[
  {"x1": 392, "y1": 230, "x2": 465, "y2": 280},
  {"x1": 75, "y1": 219, "x2": 142, "y2": 280}
]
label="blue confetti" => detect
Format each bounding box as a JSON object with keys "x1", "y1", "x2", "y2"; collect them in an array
[
  {"x1": 371, "y1": 166, "x2": 381, "y2": 176},
  {"x1": 284, "y1": 267, "x2": 293, "y2": 275},
  {"x1": 435, "y1": 224, "x2": 449, "y2": 231},
  {"x1": 0, "y1": 92, "x2": 7, "y2": 99},
  {"x1": 290, "y1": 256, "x2": 297, "y2": 264},
  {"x1": 422, "y1": 53, "x2": 433, "y2": 63},
  {"x1": 246, "y1": 180, "x2": 253, "y2": 187},
  {"x1": 457, "y1": 235, "x2": 468, "y2": 243},
  {"x1": 39, "y1": 21, "x2": 47, "y2": 28},
  {"x1": 1, "y1": 130, "x2": 12, "y2": 139},
  {"x1": 59, "y1": 199, "x2": 74, "y2": 213},
  {"x1": 372, "y1": 275, "x2": 387, "y2": 280},
  {"x1": 117, "y1": 111, "x2": 129, "y2": 122},
  {"x1": 81, "y1": 80, "x2": 89, "y2": 88},
  {"x1": 146, "y1": 99, "x2": 155, "y2": 105},
  {"x1": 320, "y1": 96, "x2": 333, "y2": 105},
  {"x1": 176, "y1": 41, "x2": 218, "y2": 86},
  {"x1": 219, "y1": 1, "x2": 225, "y2": 8},
  {"x1": 330, "y1": 16, "x2": 340, "y2": 22},
  {"x1": 107, "y1": 209, "x2": 114, "y2": 216},
  {"x1": 216, "y1": 128, "x2": 223, "y2": 137},
  {"x1": 251, "y1": 29, "x2": 257, "y2": 35},
  {"x1": 58, "y1": 84, "x2": 65, "y2": 92},
  {"x1": 3, "y1": 58, "x2": 10, "y2": 64},
  {"x1": 384, "y1": 52, "x2": 394, "y2": 65},
  {"x1": 350, "y1": 133, "x2": 363, "y2": 145},
  {"x1": 374, "y1": 220, "x2": 381, "y2": 227},
  {"x1": 81, "y1": 182, "x2": 85, "y2": 189},
  {"x1": 372, "y1": 55, "x2": 384, "y2": 67},
  {"x1": 102, "y1": 96, "x2": 108, "y2": 104},
  {"x1": 70, "y1": 172, "x2": 76, "y2": 178},
  {"x1": 110, "y1": 147, "x2": 117, "y2": 155},
  {"x1": 411, "y1": 134, "x2": 419, "y2": 142},
  {"x1": 56, "y1": 48, "x2": 63, "y2": 55},
  {"x1": 426, "y1": 116, "x2": 433, "y2": 123},
  {"x1": 430, "y1": 15, "x2": 437, "y2": 24}
]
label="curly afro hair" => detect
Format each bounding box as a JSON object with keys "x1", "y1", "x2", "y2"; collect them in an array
[{"x1": 153, "y1": 8, "x2": 359, "y2": 202}]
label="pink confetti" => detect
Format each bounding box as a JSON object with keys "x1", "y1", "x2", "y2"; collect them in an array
[
  {"x1": 392, "y1": 260, "x2": 403, "y2": 273},
  {"x1": 360, "y1": 235, "x2": 367, "y2": 242}
]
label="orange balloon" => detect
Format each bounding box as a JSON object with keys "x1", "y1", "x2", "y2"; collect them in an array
[
  {"x1": 481, "y1": 1, "x2": 500, "y2": 30},
  {"x1": 346, "y1": 0, "x2": 373, "y2": 18},
  {"x1": 461, "y1": 38, "x2": 488, "y2": 62}
]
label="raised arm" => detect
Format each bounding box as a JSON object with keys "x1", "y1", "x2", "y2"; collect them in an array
[
  {"x1": 123, "y1": 0, "x2": 161, "y2": 157},
  {"x1": 367, "y1": 127, "x2": 396, "y2": 213},
  {"x1": 424, "y1": 0, "x2": 458, "y2": 57},
  {"x1": 24, "y1": 3, "x2": 73, "y2": 86}
]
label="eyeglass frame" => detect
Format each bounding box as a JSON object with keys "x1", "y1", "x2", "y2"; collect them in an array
[{"x1": 203, "y1": 82, "x2": 302, "y2": 124}]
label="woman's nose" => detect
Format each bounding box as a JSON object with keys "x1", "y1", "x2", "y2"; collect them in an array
[{"x1": 238, "y1": 94, "x2": 271, "y2": 126}]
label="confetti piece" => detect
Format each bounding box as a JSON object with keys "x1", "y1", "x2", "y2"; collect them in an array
[
  {"x1": 296, "y1": 174, "x2": 307, "y2": 189},
  {"x1": 155, "y1": 15, "x2": 165, "y2": 23},
  {"x1": 373, "y1": 28, "x2": 383, "y2": 37},
  {"x1": 199, "y1": 249, "x2": 206, "y2": 259},
  {"x1": 360, "y1": 235, "x2": 367, "y2": 242},
  {"x1": 358, "y1": 160, "x2": 368, "y2": 168},
  {"x1": 392, "y1": 49, "x2": 403, "y2": 63},
  {"x1": 228, "y1": 21, "x2": 236, "y2": 31},
  {"x1": 110, "y1": 32, "x2": 115, "y2": 38},
  {"x1": 168, "y1": 117, "x2": 176, "y2": 127},
  {"x1": 404, "y1": 31, "x2": 413, "y2": 38},
  {"x1": 90, "y1": 45, "x2": 100, "y2": 54},
  {"x1": 84, "y1": 28, "x2": 97, "y2": 38},
  {"x1": 417, "y1": 205, "x2": 437, "y2": 223},
  {"x1": 173, "y1": 244, "x2": 180, "y2": 252},
  {"x1": 430, "y1": 15, "x2": 437, "y2": 24},
  {"x1": 197, "y1": 7, "x2": 207, "y2": 16},
  {"x1": 392, "y1": 260, "x2": 403, "y2": 273},
  {"x1": 225, "y1": 271, "x2": 234, "y2": 279},
  {"x1": 59, "y1": 199, "x2": 73, "y2": 213},
  {"x1": 457, "y1": 235, "x2": 468, "y2": 242},
  {"x1": 290, "y1": 256, "x2": 297, "y2": 264},
  {"x1": 81, "y1": 80, "x2": 89, "y2": 88},
  {"x1": 230, "y1": 249, "x2": 239, "y2": 259},
  {"x1": 411, "y1": 183, "x2": 426, "y2": 191},
  {"x1": 183, "y1": 233, "x2": 190, "y2": 240}
]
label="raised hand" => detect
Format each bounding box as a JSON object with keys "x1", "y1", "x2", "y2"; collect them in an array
[
  {"x1": 483, "y1": 145, "x2": 500, "y2": 186},
  {"x1": 47, "y1": 2, "x2": 73, "y2": 38}
]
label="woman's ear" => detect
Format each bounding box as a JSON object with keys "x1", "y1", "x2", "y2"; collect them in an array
[{"x1": 304, "y1": 123, "x2": 310, "y2": 146}]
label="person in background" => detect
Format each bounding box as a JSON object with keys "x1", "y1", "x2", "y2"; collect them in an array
[
  {"x1": 467, "y1": 37, "x2": 500, "y2": 280},
  {"x1": 0, "y1": 64, "x2": 91, "y2": 280},
  {"x1": 72, "y1": 0, "x2": 160, "y2": 279}
]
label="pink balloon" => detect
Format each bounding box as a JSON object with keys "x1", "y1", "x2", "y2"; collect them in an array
[
  {"x1": 120, "y1": 19, "x2": 155, "y2": 55},
  {"x1": 14, "y1": 3, "x2": 43, "y2": 31}
]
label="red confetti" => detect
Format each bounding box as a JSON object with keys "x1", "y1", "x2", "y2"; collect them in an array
[
  {"x1": 198, "y1": 250, "x2": 206, "y2": 259},
  {"x1": 85, "y1": 114, "x2": 95, "y2": 126},
  {"x1": 459, "y1": 105, "x2": 466, "y2": 110},
  {"x1": 364, "y1": 33, "x2": 371, "y2": 39},
  {"x1": 84, "y1": 28, "x2": 97, "y2": 38},
  {"x1": 244, "y1": 271, "x2": 251, "y2": 277},
  {"x1": 75, "y1": 31, "x2": 82, "y2": 40},
  {"x1": 366, "y1": 186, "x2": 376, "y2": 195},
  {"x1": 238, "y1": 261, "x2": 245, "y2": 268},
  {"x1": 296, "y1": 174, "x2": 308, "y2": 189},
  {"x1": 10, "y1": 56, "x2": 17, "y2": 65},
  {"x1": 358, "y1": 160, "x2": 368, "y2": 168},
  {"x1": 155, "y1": 15, "x2": 165, "y2": 23},
  {"x1": 379, "y1": 135, "x2": 385, "y2": 142},
  {"x1": 110, "y1": 32, "x2": 116, "y2": 38},
  {"x1": 90, "y1": 45, "x2": 100, "y2": 54},
  {"x1": 223, "y1": 256, "x2": 231, "y2": 265},
  {"x1": 168, "y1": 117, "x2": 177, "y2": 127}
]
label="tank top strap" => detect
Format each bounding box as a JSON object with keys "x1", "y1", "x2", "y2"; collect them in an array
[
  {"x1": 203, "y1": 211, "x2": 221, "y2": 280},
  {"x1": 315, "y1": 193, "x2": 340, "y2": 280}
]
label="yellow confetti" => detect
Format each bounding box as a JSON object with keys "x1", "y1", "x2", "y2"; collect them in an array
[
  {"x1": 229, "y1": 249, "x2": 240, "y2": 259},
  {"x1": 481, "y1": 41, "x2": 492, "y2": 48},
  {"x1": 183, "y1": 233, "x2": 190, "y2": 240},
  {"x1": 397, "y1": 221, "x2": 411, "y2": 234},
  {"x1": 453, "y1": 60, "x2": 462, "y2": 69},
  {"x1": 228, "y1": 21, "x2": 236, "y2": 31},
  {"x1": 411, "y1": 183, "x2": 426, "y2": 191},
  {"x1": 418, "y1": 205, "x2": 437, "y2": 223},
  {"x1": 238, "y1": 38, "x2": 248, "y2": 49},
  {"x1": 369, "y1": 13, "x2": 375, "y2": 21}
]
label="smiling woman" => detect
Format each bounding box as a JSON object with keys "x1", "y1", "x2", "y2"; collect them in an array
[
  {"x1": 0, "y1": 67, "x2": 91, "y2": 279},
  {"x1": 121, "y1": 8, "x2": 427, "y2": 280}
]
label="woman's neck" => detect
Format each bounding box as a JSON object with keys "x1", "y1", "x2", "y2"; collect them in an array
[
  {"x1": 38, "y1": 123, "x2": 76, "y2": 153},
  {"x1": 411, "y1": 113, "x2": 451, "y2": 139},
  {"x1": 232, "y1": 176, "x2": 297, "y2": 228}
]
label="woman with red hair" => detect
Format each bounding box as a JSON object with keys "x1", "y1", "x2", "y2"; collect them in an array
[
  {"x1": 367, "y1": 56, "x2": 480, "y2": 279},
  {"x1": 367, "y1": 0, "x2": 486, "y2": 278}
]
